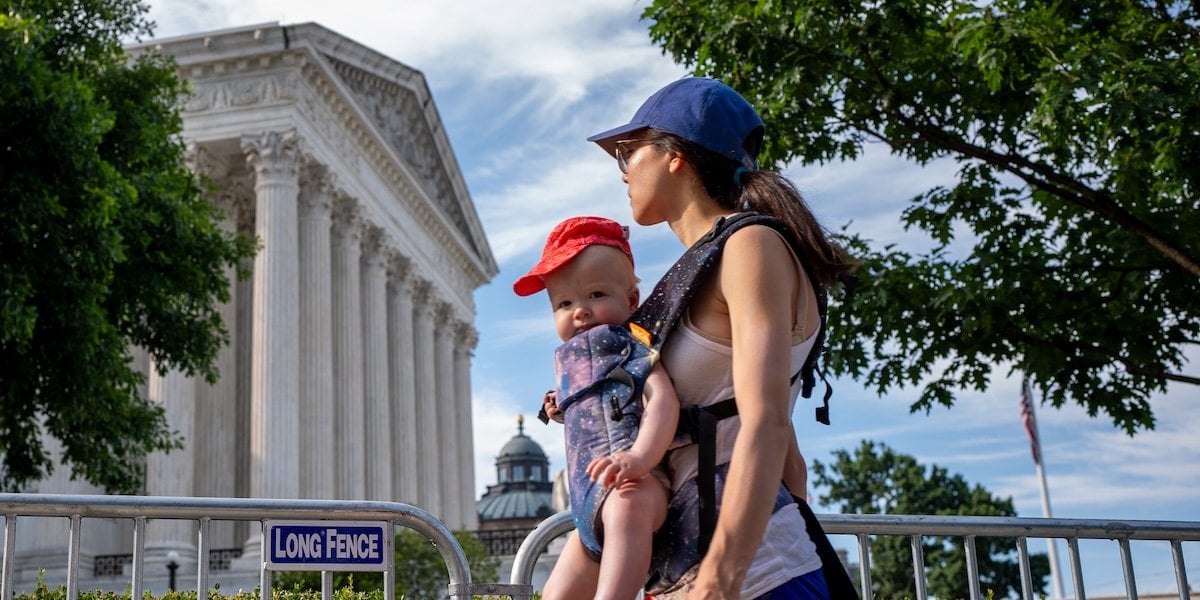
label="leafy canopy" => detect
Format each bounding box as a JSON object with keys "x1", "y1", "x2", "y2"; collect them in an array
[
  {"x1": 0, "y1": 0, "x2": 255, "y2": 492},
  {"x1": 645, "y1": 0, "x2": 1199, "y2": 432},
  {"x1": 812, "y1": 440, "x2": 1051, "y2": 599}
]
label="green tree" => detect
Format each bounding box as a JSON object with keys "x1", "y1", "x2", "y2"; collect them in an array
[
  {"x1": 394, "y1": 529, "x2": 499, "y2": 600},
  {"x1": 0, "y1": 0, "x2": 255, "y2": 492},
  {"x1": 644, "y1": 0, "x2": 1199, "y2": 432},
  {"x1": 276, "y1": 530, "x2": 500, "y2": 599},
  {"x1": 812, "y1": 440, "x2": 1050, "y2": 599}
]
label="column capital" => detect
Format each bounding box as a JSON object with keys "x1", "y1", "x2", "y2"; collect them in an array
[
  {"x1": 434, "y1": 300, "x2": 456, "y2": 327},
  {"x1": 331, "y1": 198, "x2": 363, "y2": 244},
  {"x1": 299, "y1": 152, "x2": 329, "y2": 184},
  {"x1": 361, "y1": 226, "x2": 389, "y2": 268},
  {"x1": 411, "y1": 279, "x2": 435, "y2": 314},
  {"x1": 213, "y1": 174, "x2": 254, "y2": 229},
  {"x1": 186, "y1": 142, "x2": 228, "y2": 180},
  {"x1": 241, "y1": 130, "x2": 301, "y2": 181},
  {"x1": 387, "y1": 253, "x2": 412, "y2": 290},
  {"x1": 298, "y1": 159, "x2": 336, "y2": 219},
  {"x1": 455, "y1": 321, "x2": 479, "y2": 351},
  {"x1": 299, "y1": 190, "x2": 333, "y2": 220}
]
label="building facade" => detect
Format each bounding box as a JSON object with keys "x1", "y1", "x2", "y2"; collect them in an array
[{"x1": 7, "y1": 22, "x2": 496, "y2": 590}]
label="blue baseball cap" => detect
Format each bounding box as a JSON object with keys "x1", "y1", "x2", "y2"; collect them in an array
[{"x1": 588, "y1": 77, "x2": 764, "y2": 170}]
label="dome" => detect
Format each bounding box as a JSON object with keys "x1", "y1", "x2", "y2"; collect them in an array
[
  {"x1": 477, "y1": 415, "x2": 555, "y2": 525},
  {"x1": 477, "y1": 487, "x2": 555, "y2": 522},
  {"x1": 499, "y1": 432, "x2": 547, "y2": 460},
  {"x1": 496, "y1": 414, "x2": 548, "y2": 461}
]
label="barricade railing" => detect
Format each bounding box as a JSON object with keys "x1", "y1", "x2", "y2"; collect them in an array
[
  {"x1": 6, "y1": 495, "x2": 1196, "y2": 600},
  {"x1": 510, "y1": 510, "x2": 1200, "y2": 600},
  {"x1": 0, "y1": 493, "x2": 531, "y2": 600}
]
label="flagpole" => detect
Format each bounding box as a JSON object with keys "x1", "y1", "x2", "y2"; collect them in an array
[
  {"x1": 1022, "y1": 375, "x2": 1065, "y2": 599},
  {"x1": 1035, "y1": 452, "x2": 1065, "y2": 599}
]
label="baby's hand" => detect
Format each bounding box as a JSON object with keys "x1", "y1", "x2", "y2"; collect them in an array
[
  {"x1": 587, "y1": 450, "x2": 649, "y2": 487},
  {"x1": 538, "y1": 390, "x2": 563, "y2": 424}
]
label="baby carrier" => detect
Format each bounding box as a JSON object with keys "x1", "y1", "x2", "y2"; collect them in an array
[
  {"x1": 539, "y1": 212, "x2": 831, "y2": 557},
  {"x1": 547, "y1": 322, "x2": 659, "y2": 560}
]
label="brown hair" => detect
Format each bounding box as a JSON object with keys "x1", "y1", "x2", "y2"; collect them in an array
[{"x1": 641, "y1": 129, "x2": 856, "y2": 287}]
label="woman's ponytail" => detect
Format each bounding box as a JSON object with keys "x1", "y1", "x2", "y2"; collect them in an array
[{"x1": 645, "y1": 129, "x2": 856, "y2": 287}]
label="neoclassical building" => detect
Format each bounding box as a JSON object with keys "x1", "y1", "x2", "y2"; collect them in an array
[{"x1": 8, "y1": 22, "x2": 496, "y2": 589}]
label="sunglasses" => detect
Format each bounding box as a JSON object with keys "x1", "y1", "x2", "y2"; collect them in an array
[{"x1": 614, "y1": 139, "x2": 653, "y2": 174}]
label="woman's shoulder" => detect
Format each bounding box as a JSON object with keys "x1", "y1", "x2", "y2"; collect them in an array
[
  {"x1": 717, "y1": 223, "x2": 806, "y2": 311},
  {"x1": 721, "y1": 222, "x2": 797, "y2": 264}
]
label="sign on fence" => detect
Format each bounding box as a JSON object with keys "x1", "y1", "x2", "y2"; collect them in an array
[{"x1": 264, "y1": 520, "x2": 392, "y2": 571}]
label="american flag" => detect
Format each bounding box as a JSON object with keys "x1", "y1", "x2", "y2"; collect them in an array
[{"x1": 1020, "y1": 375, "x2": 1042, "y2": 466}]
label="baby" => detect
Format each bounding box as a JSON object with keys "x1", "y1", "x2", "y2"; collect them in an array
[{"x1": 514, "y1": 216, "x2": 679, "y2": 600}]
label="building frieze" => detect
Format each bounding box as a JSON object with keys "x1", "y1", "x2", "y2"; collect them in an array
[{"x1": 183, "y1": 68, "x2": 303, "y2": 115}]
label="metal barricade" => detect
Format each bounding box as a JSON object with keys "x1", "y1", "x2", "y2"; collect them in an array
[
  {"x1": 0, "y1": 493, "x2": 530, "y2": 600},
  {"x1": 509, "y1": 510, "x2": 1200, "y2": 600}
]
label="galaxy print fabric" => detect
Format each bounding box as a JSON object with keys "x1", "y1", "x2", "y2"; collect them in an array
[
  {"x1": 554, "y1": 324, "x2": 656, "y2": 558},
  {"x1": 647, "y1": 465, "x2": 795, "y2": 594}
]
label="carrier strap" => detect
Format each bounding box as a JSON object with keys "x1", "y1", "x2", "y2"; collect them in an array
[
  {"x1": 677, "y1": 369, "x2": 801, "y2": 556},
  {"x1": 629, "y1": 212, "x2": 832, "y2": 425}
]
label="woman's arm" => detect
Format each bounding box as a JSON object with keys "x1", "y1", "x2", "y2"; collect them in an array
[
  {"x1": 689, "y1": 226, "x2": 802, "y2": 599},
  {"x1": 588, "y1": 361, "x2": 679, "y2": 485}
]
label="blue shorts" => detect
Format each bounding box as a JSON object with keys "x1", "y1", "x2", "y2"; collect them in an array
[{"x1": 754, "y1": 569, "x2": 830, "y2": 600}]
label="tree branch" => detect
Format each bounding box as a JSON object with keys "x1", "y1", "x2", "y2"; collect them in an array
[
  {"x1": 1124, "y1": 367, "x2": 1200, "y2": 385},
  {"x1": 850, "y1": 32, "x2": 1200, "y2": 278},
  {"x1": 904, "y1": 121, "x2": 1200, "y2": 277},
  {"x1": 1008, "y1": 328, "x2": 1199, "y2": 386}
]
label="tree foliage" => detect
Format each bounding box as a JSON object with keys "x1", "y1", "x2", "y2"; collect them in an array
[
  {"x1": 0, "y1": 0, "x2": 255, "y2": 492},
  {"x1": 644, "y1": 0, "x2": 1200, "y2": 432},
  {"x1": 276, "y1": 530, "x2": 501, "y2": 600},
  {"x1": 812, "y1": 440, "x2": 1050, "y2": 599}
]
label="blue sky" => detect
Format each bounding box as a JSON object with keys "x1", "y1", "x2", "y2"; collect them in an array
[{"x1": 146, "y1": 1, "x2": 1199, "y2": 594}]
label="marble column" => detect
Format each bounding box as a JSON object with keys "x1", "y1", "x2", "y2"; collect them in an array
[
  {"x1": 331, "y1": 200, "x2": 366, "y2": 499},
  {"x1": 241, "y1": 130, "x2": 301, "y2": 501},
  {"x1": 193, "y1": 186, "x2": 245, "y2": 550},
  {"x1": 144, "y1": 363, "x2": 198, "y2": 575},
  {"x1": 297, "y1": 165, "x2": 336, "y2": 499},
  {"x1": 179, "y1": 141, "x2": 235, "y2": 556},
  {"x1": 233, "y1": 193, "x2": 255, "y2": 547},
  {"x1": 387, "y1": 257, "x2": 418, "y2": 504},
  {"x1": 411, "y1": 281, "x2": 440, "y2": 514},
  {"x1": 454, "y1": 322, "x2": 480, "y2": 529},
  {"x1": 434, "y1": 303, "x2": 462, "y2": 527},
  {"x1": 360, "y1": 227, "x2": 391, "y2": 500}
]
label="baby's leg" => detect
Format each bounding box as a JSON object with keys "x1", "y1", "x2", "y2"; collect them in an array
[
  {"x1": 595, "y1": 477, "x2": 669, "y2": 600},
  {"x1": 541, "y1": 531, "x2": 600, "y2": 600}
]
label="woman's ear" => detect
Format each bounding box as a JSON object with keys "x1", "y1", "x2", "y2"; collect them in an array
[{"x1": 667, "y1": 153, "x2": 687, "y2": 174}]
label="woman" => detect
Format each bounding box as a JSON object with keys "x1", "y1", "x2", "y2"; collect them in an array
[{"x1": 586, "y1": 77, "x2": 856, "y2": 599}]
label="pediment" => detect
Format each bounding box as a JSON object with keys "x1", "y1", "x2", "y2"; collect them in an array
[{"x1": 324, "y1": 56, "x2": 483, "y2": 258}]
